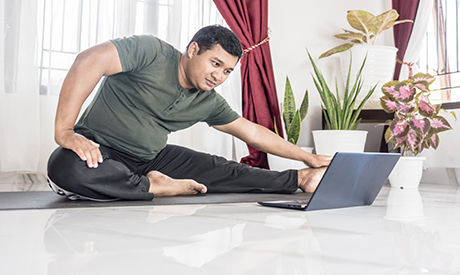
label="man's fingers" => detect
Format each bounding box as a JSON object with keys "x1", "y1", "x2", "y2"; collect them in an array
[
  {"x1": 96, "y1": 149, "x2": 103, "y2": 163},
  {"x1": 74, "y1": 148, "x2": 87, "y2": 161},
  {"x1": 84, "y1": 150, "x2": 94, "y2": 168},
  {"x1": 89, "y1": 147, "x2": 101, "y2": 168},
  {"x1": 90, "y1": 140, "x2": 100, "y2": 147}
]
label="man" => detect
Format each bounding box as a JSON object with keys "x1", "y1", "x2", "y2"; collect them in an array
[{"x1": 47, "y1": 25, "x2": 331, "y2": 201}]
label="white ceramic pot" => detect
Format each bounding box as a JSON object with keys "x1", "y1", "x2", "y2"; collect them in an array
[
  {"x1": 388, "y1": 156, "x2": 425, "y2": 189},
  {"x1": 267, "y1": 147, "x2": 313, "y2": 172},
  {"x1": 339, "y1": 45, "x2": 398, "y2": 102},
  {"x1": 312, "y1": 130, "x2": 367, "y2": 156}
]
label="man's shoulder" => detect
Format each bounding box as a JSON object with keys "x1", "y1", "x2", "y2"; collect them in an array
[{"x1": 112, "y1": 35, "x2": 179, "y2": 56}]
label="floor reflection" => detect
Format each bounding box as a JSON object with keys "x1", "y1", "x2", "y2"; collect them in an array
[
  {"x1": 42, "y1": 205, "x2": 326, "y2": 274},
  {"x1": 385, "y1": 187, "x2": 424, "y2": 222}
]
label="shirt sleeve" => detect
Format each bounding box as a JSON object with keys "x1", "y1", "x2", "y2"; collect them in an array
[
  {"x1": 204, "y1": 93, "x2": 241, "y2": 126},
  {"x1": 110, "y1": 35, "x2": 160, "y2": 72}
]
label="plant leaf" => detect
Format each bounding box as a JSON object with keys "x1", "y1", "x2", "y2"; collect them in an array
[
  {"x1": 390, "y1": 119, "x2": 410, "y2": 138},
  {"x1": 382, "y1": 80, "x2": 416, "y2": 102},
  {"x1": 307, "y1": 50, "x2": 338, "y2": 129},
  {"x1": 322, "y1": 108, "x2": 332, "y2": 130},
  {"x1": 380, "y1": 96, "x2": 397, "y2": 113},
  {"x1": 384, "y1": 126, "x2": 393, "y2": 143},
  {"x1": 287, "y1": 110, "x2": 301, "y2": 144},
  {"x1": 369, "y1": 9, "x2": 400, "y2": 36},
  {"x1": 319, "y1": 43, "x2": 354, "y2": 58},
  {"x1": 410, "y1": 118, "x2": 430, "y2": 135},
  {"x1": 406, "y1": 129, "x2": 421, "y2": 154},
  {"x1": 334, "y1": 31, "x2": 366, "y2": 43},
  {"x1": 429, "y1": 133, "x2": 439, "y2": 149},
  {"x1": 429, "y1": 116, "x2": 452, "y2": 133},
  {"x1": 346, "y1": 10, "x2": 374, "y2": 35},
  {"x1": 299, "y1": 89, "x2": 309, "y2": 120},
  {"x1": 283, "y1": 77, "x2": 296, "y2": 132},
  {"x1": 419, "y1": 99, "x2": 436, "y2": 117}
]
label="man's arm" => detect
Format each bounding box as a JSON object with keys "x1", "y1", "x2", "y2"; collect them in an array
[
  {"x1": 55, "y1": 41, "x2": 122, "y2": 168},
  {"x1": 213, "y1": 117, "x2": 332, "y2": 168}
]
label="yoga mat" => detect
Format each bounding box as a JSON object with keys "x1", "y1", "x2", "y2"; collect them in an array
[{"x1": 0, "y1": 191, "x2": 307, "y2": 211}]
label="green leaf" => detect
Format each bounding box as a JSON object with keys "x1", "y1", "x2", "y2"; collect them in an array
[
  {"x1": 334, "y1": 31, "x2": 366, "y2": 43},
  {"x1": 450, "y1": 111, "x2": 457, "y2": 120},
  {"x1": 349, "y1": 83, "x2": 378, "y2": 129},
  {"x1": 335, "y1": 79, "x2": 343, "y2": 128},
  {"x1": 319, "y1": 43, "x2": 354, "y2": 58},
  {"x1": 384, "y1": 126, "x2": 393, "y2": 143},
  {"x1": 283, "y1": 76, "x2": 296, "y2": 132},
  {"x1": 307, "y1": 51, "x2": 336, "y2": 126},
  {"x1": 299, "y1": 89, "x2": 309, "y2": 121},
  {"x1": 322, "y1": 108, "x2": 332, "y2": 130},
  {"x1": 346, "y1": 10, "x2": 375, "y2": 35},
  {"x1": 369, "y1": 9, "x2": 399, "y2": 36},
  {"x1": 287, "y1": 111, "x2": 301, "y2": 144}
]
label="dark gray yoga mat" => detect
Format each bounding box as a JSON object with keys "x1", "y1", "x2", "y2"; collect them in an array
[{"x1": 0, "y1": 191, "x2": 307, "y2": 211}]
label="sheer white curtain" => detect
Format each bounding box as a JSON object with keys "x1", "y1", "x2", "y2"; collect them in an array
[
  {"x1": 0, "y1": 0, "x2": 40, "y2": 172},
  {"x1": 398, "y1": 0, "x2": 433, "y2": 80},
  {"x1": 0, "y1": 0, "x2": 247, "y2": 174}
]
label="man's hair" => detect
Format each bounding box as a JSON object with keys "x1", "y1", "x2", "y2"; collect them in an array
[{"x1": 187, "y1": 25, "x2": 242, "y2": 59}]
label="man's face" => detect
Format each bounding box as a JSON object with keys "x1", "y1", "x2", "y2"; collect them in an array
[{"x1": 186, "y1": 42, "x2": 239, "y2": 91}]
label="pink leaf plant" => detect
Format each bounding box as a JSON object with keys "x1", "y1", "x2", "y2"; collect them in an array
[{"x1": 380, "y1": 72, "x2": 453, "y2": 156}]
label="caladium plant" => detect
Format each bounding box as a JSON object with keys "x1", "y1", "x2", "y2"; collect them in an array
[{"x1": 380, "y1": 73, "x2": 455, "y2": 156}]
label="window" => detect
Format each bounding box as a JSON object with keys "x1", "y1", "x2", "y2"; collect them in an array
[
  {"x1": 37, "y1": 0, "x2": 225, "y2": 95},
  {"x1": 419, "y1": 0, "x2": 460, "y2": 104}
]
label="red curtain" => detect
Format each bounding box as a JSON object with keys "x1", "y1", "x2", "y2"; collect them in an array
[
  {"x1": 213, "y1": 0, "x2": 282, "y2": 169},
  {"x1": 392, "y1": 0, "x2": 420, "y2": 80}
]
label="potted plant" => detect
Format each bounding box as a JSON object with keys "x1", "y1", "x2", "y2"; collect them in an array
[
  {"x1": 380, "y1": 72, "x2": 455, "y2": 189},
  {"x1": 267, "y1": 77, "x2": 311, "y2": 171},
  {"x1": 320, "y1": 9, "x2": 412, "y2": 102},
  {"x1": 308, "y1": 51, "x2": 377, "y2": 156}
]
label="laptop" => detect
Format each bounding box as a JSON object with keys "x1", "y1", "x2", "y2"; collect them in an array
[{"x1": 258, "y1": 152, "x2": 400, "y2": 211}]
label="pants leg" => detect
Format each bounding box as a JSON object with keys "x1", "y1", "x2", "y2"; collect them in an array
[
  {"x1": 47, "y1": 147, "x2": 153, "y2": 200},
  {"x1": 142, "y1": 145, "x2": 298, "y2": 193}
]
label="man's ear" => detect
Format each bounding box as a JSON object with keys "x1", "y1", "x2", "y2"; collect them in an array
[{"x1": 187, "y1": 42, "x2": 200, "y2": 58}]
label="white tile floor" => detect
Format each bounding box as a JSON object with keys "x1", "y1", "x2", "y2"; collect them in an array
[
  {"x1": 0, "y1": 172, "x2": 48, "y2": 191},
  {"x1": 1, "y1": 183, "x2": 460, "y2": 274}
]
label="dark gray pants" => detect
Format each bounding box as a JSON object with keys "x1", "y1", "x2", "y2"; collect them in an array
[{"x1": 47, "y1": 144, "x2": 298, "y2": 201}]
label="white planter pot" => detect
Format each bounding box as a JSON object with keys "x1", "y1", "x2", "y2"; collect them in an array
[
  {"x1": 267, "y1": 147, "x2": 313, "y2": 172},
  {"x1": 312, "y1": 130, "x2": 367, "y2": 156},
  {"x1": 339, "y1": 45, "x2": 398, "y2": 102},
  {"x1": 388, "y1": 156, "x2": 425, "y2": 189}
]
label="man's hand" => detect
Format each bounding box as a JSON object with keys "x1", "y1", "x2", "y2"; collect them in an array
[
  {"x1": 57, "y1": 131, "x2": 103, "y2": 168},
  {"x1": 303, "y1": 153, "x2": 333, "y2": 168}
]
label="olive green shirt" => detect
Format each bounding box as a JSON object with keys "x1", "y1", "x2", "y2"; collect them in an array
[{"x1": 74, "y1": 35, "x2": 240, "y2": 159}]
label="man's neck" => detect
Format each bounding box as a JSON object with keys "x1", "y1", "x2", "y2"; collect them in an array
[{"x1": 178, "y1": 54, "x2": 194, "y2": 90}]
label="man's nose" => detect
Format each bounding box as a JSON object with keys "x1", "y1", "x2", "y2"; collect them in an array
[{"x1": 211, "y1": 70, "x2": 223, "y2": 82}]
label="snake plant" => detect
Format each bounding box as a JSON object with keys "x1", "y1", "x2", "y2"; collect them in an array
[
  {"x1": 274, "y1": 77, "x2": 309, "y2": 144},
  {"x1": 307, "y1": 51, "x2": 376, "y2": 130}
]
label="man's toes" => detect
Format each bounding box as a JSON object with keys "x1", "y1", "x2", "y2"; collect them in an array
[
  {"x1": 198, "y1": 184, "x2": 207, "y2": 194},
  {"x1": 188, "y1": 181, "x2": 207, "y2": 194}
]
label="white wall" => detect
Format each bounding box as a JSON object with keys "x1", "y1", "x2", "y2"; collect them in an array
[{"x1": 268, "y1": 0, "x2": 392, "y2": 148}]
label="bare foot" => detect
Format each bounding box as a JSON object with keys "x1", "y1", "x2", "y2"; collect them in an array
[
  {"x1": 297, "y1": 167, "x2": 327, "y2": 193},
  {"x1": 147, "y1": 171, "x2": 207, "y2": 197}
]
